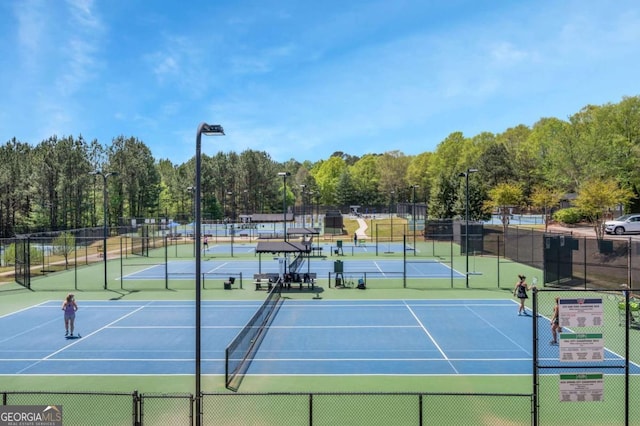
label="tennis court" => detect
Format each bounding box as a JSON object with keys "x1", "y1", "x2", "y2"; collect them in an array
[
  {"x1": 121, "y1": 258, "x2": 463, "y2": 281},
  {"x1": 1, "y1": 298, "x2": 637, "y2": 377}
]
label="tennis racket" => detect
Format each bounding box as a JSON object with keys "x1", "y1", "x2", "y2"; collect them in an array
[
  {"x1": 531, "y1": 277, "x2": 538, "y2": 288},
  {"x1": 607, "y1": 293, "x2": 620, "y2": 302}
]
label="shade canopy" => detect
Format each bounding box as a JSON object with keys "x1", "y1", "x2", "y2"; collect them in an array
[{"x1": 255, "y1": 241, "x2": 311, "y2": 254}]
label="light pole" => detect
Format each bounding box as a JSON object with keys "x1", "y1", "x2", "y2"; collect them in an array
[
  {"x1": 278, "y1": 172, "x2": 290, "y2": 241},
  {"x1": 459, "y1": 168, "x2": 478, "y2": 288},
  {"x1": 308, "y1": 191, "x2": 315, "y2": 227},
  {"x1": 89, "y1": 170, "x2": 118, "y2": 290},
  {"x1": 227, "y1": 191, "x2": 235, "y2": 222},
  {"x1": 390, "y1": 190, "x2": 395, "y2": 243},
  {"x1": 227, "y1": 191, "x2": 234, "y2": 257},
  {"x1": 195, "y1": 122, "x2": 224, "y2": 426},
  {"x1": 412, "y1": 185, "x2": 419, "y2": 256},
  {"x1": 316, "y1": 192, "x2": 320, "y2": 229},
  {"x1": 300, "y1": 184, "x2": 306, "y2": 227},
  {"x1": 186, "y1": 186, "x2": 196, "y2": 256},
  {"x1": 186, "y1": 186, "x2": 195, "y2": 220},
  {"x1": 386, "y1": 190, "x2": 395, "y2": 253}
]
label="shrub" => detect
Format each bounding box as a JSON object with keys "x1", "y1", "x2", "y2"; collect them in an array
[{"x1": 553, "y1": 207, "x2": 583, "y2": 225}]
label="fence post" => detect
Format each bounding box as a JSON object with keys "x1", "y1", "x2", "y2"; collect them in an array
[
  {"x1": 120, "y1": 238, "x2": 124, "y2": 290},
  {"x1": 627, "y1": 237, "x2": 632, "y2": 288},
  {"x1": 532, "y1": 288, "x2": 539, "y2": 426},
  {"x1": 497, "y1": 238, "x2": 501, "y2": 289},
  {"x1": 450, "y1": 238, "x2": 453, "y2": 289},
  {"x1": 133, "y1": 390, "x2": 141, "y2": 426},
  {"x1": 403, "y1": 234, "x2": 407, "y2": 289}
]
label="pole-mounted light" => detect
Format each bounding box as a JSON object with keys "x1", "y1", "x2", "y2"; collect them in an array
[
  {"x1": 458, "y1": 168, "x2": 478, "y2": 288},
  {"x1": 195, "y1": 122, "x2": 224, "y2": 426},
  {"x1": 89, "y1": 170, "x2": 118, "y2": 290},
  {"x1": 278, "y1": 172, "x2": 291, "y2": 241},
  {"x1": 412, "y1": 185, "x2": 419, "y2": 256}
]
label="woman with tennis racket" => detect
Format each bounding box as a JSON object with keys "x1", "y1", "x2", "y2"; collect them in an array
[
  {"x1": 513, "y1": 274, "x2": 530, "y2": 316},
  {"x1": 550, "y1": 297, "x2": 562, "y2": 345},
  {"x1": 62, "y1": 293, "x2": 78, "y2": 337}
]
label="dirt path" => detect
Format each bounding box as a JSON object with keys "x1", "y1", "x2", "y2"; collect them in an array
[{"x1": 354, "y1": 218, "x2": 369, "y2": 240}]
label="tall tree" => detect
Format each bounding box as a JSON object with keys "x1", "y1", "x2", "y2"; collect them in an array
[
  {"x1": 310, "y1": 156, "x2": 347, "y2": 206},
  {"x1": 350, "y1": 154, "x2": 381, "y2": 206},
  {"x1": 109, "y1": 136, "x2": 160, "y2": 222},
  {"x1": 405, "y1": 152, "x2": 432, "y2": 207},
  {"x1": 486, "y1": 183, "x2": 524, "y2": 236},
  {"x1": 377, "y1": 151, "x2": 410, "y2": 200},
  {"x1": 529, "y1": 185, "x2": 563, "y2": 232},
  {"x1": 573, "y1": 178, "x2": 633, "y2": 240}
]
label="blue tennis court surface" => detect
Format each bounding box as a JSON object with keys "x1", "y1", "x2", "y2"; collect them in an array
[
  {"x1": 123, "y1": 259, "x2": 463, "y2": 280},
  {"x1": 1, "y1": 300, "x2": 636, "y2": 376}
]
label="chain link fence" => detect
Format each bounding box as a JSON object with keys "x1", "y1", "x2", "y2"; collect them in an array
[
  {"x1": 2, "y1": 390, "x2": 533, "y2": 425},
  {"x1": 4, "y1": 221, "x2": 640, "y2": 295},
  {"x1": 533, "y1": 288, "x2": 639, "y2": 426},
  {"x1": 201, "y1": 392, "x2": 533, "y2": 426}
]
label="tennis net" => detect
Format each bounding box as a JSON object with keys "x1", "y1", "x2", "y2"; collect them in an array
[{"x1": 225, "y1": 280, "x2": 283, "y2": 391}]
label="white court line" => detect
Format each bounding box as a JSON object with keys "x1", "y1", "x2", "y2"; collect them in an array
[
  {"x1": 268, "y1": 325, "x2": 421, "y2": 329},
  {"x1": 0, "y1": 300, "x2": 50, "y2": 319},
  {"x1": 0, "y1": 300, "x2": 60, "y2": 345},
  {"x1": 464, "y1": 305, "x2": 532, "y2": 356},
  {"x1": 121, "y1": 264, "x2": 160, "y2": 279},
  {"x1": 280, "y1": 302, "x2": 514, "y2": 309},
  {"x1": 372, "y1": 261, "x2": 385, "y2": 275},
  {"x1": 0, "y1": 316, "x2": 60, "y2": 345},
  {"x1": 205, "y1": 261, "x2": 229, "y2": 274},
  {"x1": 14, "y1": 302, "x2": 152, "y2": 374},
  {"x1": 109, "y1": 325, "x2": 236, "y2": 329},
  {"x1": 403, "y1": 301, "x2": 459, "y2": 374},
  {"x1": 248, "y1": 357, "x2": 530, "y2": 362}
]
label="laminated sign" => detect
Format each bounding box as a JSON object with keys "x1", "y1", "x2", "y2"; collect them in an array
[
  {"x1": 559, "y1": 333, "x2": 604, "y2": 362},
  {"x1": 559, "y1": 373, "x2": 604, "y2": 402},
  {"x1": 559, "y1": 298, "x2": 603, "y2": 327}
]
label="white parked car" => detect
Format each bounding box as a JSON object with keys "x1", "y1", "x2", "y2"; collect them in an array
[{"x1": 604, "y1": 214, "x2": 640, "y2": 235}]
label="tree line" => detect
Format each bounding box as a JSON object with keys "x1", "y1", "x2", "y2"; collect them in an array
[{"x1": 1, "y1": 95, "x2": 639, "y2": 238}]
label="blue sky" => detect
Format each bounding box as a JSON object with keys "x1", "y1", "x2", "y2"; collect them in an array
[{"x1": 1, "y1": 1, "x2": 639, "y2": 164}]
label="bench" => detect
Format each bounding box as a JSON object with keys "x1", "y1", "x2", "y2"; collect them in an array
[
  {"x1": 254, "y1": 273, "x2": 317, "y2": 290},
  {"x1": 253, "y1": 274, "x2": 278, "y2": 291},
  {"x1": 253, "y1": 278, "x2": 274, "y2": 291},
  {"x1": 284, "y1": 273, "x2": 316, "y2": 290}
]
